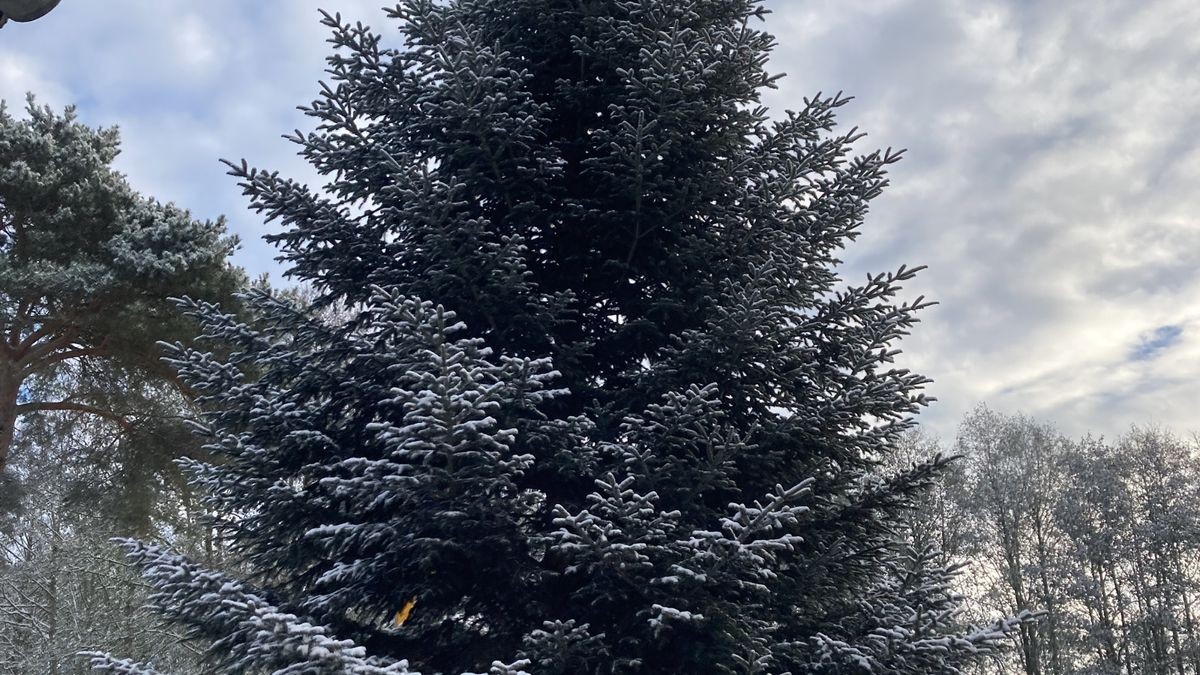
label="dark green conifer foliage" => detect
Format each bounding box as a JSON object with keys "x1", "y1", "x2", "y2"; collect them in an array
[{"x1": 96, "y1": 2, "x2": 1027, "y2": 673}]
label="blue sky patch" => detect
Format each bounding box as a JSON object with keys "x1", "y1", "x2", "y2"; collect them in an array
[{"x1": 1131, "y1": 325, "x2": 1183, "y2": 361}]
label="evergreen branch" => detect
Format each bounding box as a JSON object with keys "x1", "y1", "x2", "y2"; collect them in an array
[{"x1": 15, "y1": 400, "x2": 133, "y2": 432}]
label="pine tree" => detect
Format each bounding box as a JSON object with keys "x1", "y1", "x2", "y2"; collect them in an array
[
  {"x1": 0, "y1": 98, "x2": 241, "y2": 477},
  {"x1": 95, "y1": 1, "x2": 1026, "y2": 673}
]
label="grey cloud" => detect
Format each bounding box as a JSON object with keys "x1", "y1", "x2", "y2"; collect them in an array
[{"x1": 764, "y1": 0, "x2": 1200, "y2": 439}]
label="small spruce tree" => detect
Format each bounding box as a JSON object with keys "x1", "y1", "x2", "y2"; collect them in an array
[{"x1": 95, "y1": 2, "x2": 1026, "y2": 673}]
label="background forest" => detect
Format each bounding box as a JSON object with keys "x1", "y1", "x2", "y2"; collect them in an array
[{"x1": 9, "y1": 381, "x2": 1198, "y2": 674}]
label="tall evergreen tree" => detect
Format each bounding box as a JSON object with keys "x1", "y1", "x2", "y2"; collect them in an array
[{"x1": 95, "y1": 2, "x2": 1025, "y2": 673}]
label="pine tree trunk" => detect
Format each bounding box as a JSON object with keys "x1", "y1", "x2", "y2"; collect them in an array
[{"x1": 0, "y1": 367, "x2": 19, "y2": 475}]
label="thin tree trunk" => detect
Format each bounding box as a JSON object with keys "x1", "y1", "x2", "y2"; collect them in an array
[
  {"x1": 47, "y1": 518, "x2": 61, "y2": 674},
  {"x1": 1134, "y1": 554, "x2": 1169, "y2": 674},
  {"x1": 1156, "y1": 552, "x2": 1186, "y2": 675},
  {"x1": 1176, "y1": 550, "x2": 1200, "y2": 674},
  {"x1": 1131, "y1": 557, "x2": 1155, "y2": 672},
  {"x1": 1032, "y1": 511, "x2": 1062, "y2": 674},
  {"x1": 1094, "y1": 559, "x2": 1121, "y2": 671},
  {"x1": 1082, "y1": 583, "x2": 1108, "y2": 667},
  {"x1": 1111, "y1": 560, "x2": 1135, "y2": 675},
  {"x1": 998, "y1": 508, "x2": 1041, "y2": 675}
]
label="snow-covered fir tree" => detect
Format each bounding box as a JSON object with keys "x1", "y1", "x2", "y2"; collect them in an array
[{"x1": 93, "y1": 1, "x2": 1029, "y2": 673}]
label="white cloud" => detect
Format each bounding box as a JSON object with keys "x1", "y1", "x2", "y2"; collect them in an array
[
  {"x1": 173, "y1": 13, "x2": 219, "y2": 73},
  {"x1": 0, "y1": 52, "x2": 67, "y2": 110}
]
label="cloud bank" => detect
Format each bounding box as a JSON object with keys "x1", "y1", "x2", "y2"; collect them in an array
[
  {"x1": 764, "y1": 0, "x2": 1200, "y2": 440},
  {"x1": 2, "y1": 0, "x2": 1198, "y2": 440}
]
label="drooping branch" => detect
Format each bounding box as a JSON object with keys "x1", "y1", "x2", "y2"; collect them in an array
[
  {"x1": 20, "y1": 346, "x2": 106, "y2": 377},
  {"x1": 15, "y1": 400, "x2": 133, "y2": 432}
]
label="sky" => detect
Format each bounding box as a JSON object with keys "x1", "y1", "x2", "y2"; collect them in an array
[{"x1": 2, "y1": 0, "x2": 1198, "y2": 443}]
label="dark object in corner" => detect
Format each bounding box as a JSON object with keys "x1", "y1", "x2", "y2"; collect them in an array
[{"x1": 0, "y1": 0, "x2": 62, "y2": 28}]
